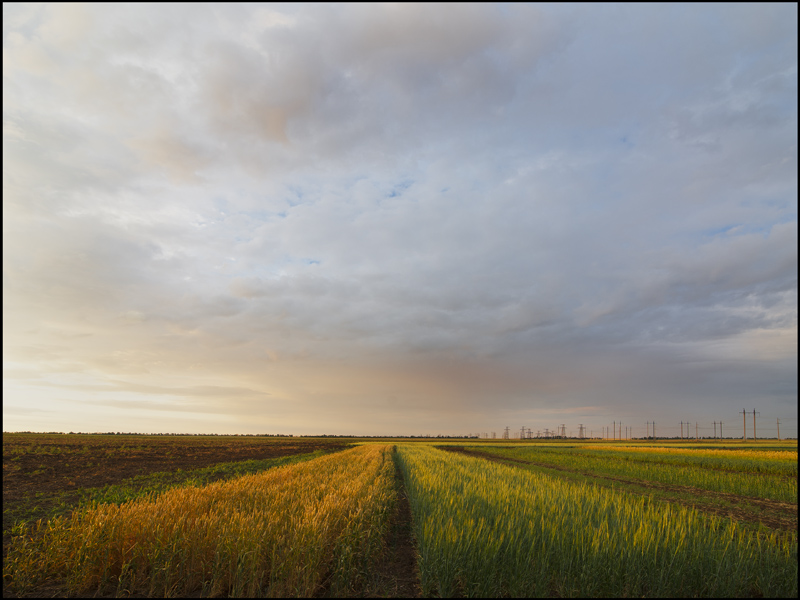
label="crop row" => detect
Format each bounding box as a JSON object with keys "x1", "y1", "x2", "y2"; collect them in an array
[
  {"x1": 74, "y1": 449, "x2": 332, "y2": 508},
  {"x1": 397, "y1": 445, "x2": 797, "y2": 598},
  {"x1": 572, "y1": 445, "x2": 797, "y2": 475},
  {"x1": 5, "y1": 443, "x2": 798, "y2": 598},
  {"x1": 473, "y1": 445, "x2": 797, "y2": 502},
  {"x1": 4, "y1": 444, "x2": 395, "y2": 597},
  {"x1": 593, "y1": 445, "x2": 797, "y2": 463}
]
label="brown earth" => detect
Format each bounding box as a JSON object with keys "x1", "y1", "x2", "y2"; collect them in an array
[
  {"x1": 3, "y1": 434, "x2": 348, "y2": 503},
  {"x1": 440, "y1": 446, "x2": 799, "y2": 533}
]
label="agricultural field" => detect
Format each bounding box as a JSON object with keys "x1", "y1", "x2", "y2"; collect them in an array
[
  {"x1": 3, "y1": 434, "x2": 798, "y2": 597},
  {"x1": 402, "y1": 444, "x2": 797, "y2": 597},
  {"x1": 441, "y1": 442, "x2": 798, "y2": 532},
  {"x1": 2, "y1": 433, "x2": 349, "y2": 545}
]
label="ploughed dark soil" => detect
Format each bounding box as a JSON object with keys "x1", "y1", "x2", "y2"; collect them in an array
[
  {"x1": 4, "y1": 435, "x2": 348, "y2": 502},
  {"x1": 3, "y1": 435, "x2": 349, "y2": 555},
  {"x1": 440, "y1": 446, "x2": 799, "y2": 533}
]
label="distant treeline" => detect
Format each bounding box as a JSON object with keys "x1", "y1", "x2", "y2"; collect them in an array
[
  {"x1": 303, "y1": 434, "x2": 481, "y2": 438},
  {"x1": 6, "y1": 431, "x2": 295, "y2": 437}
]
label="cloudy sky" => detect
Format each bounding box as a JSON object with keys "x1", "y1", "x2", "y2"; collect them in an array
[{"x1": 3, "y1": 3, "x2": 797, "y2": 437}]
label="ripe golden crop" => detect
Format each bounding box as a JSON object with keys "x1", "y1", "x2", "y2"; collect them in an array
[{"x1": 5, "y1": 444, "x2": 395, "y2": 597}]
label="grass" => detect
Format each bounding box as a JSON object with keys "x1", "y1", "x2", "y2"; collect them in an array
[
  {"x1": 467, "y1": 445, "x2": 797, "y2": 502},
  {"x1": 397, "y1": 444, "x2": 797, "y2": 598},
  {"x1": 4, "y1": 437, "x2": 796, "y2": 597},
  {"x1": 5, "y1": 445, "x2": 396, "y2": 598}
]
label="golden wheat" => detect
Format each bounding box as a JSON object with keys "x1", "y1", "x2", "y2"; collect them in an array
[{"x1": 5, "y1": 444, "x2": 395, "y2": 597}]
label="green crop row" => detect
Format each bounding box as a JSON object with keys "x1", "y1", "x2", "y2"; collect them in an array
[
  {"x1": 473, "y1": 446, "x2": 797, "y2": 502},
  {"x1": 397, "y1": 445, "x2": 797, "y2": 598},
  {"x1": 567, "y1": 445, "x2": 796, "y2": 475}
]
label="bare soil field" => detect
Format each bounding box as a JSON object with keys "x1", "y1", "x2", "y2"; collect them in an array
[
  {"x1": 4, "y1": 433, "x2": 347, "y2": 497},
  {"x1": 3, "y1": 434, "x2": 349, "y2": 555}
]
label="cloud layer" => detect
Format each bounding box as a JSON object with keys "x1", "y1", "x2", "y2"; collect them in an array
[{"x1": 3, "y1": 4, "x2": 797, "y2": 436}]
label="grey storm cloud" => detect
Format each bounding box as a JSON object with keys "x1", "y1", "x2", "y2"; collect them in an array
[{"x1": 3, "y1": 3, "x2": 796, "y2": 435}]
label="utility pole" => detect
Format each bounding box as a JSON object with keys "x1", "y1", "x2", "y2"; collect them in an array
[
  {"x1": 680, "y1": 421, "x2": 684, "y2": 440},
  {"x1": 646, "y1": 421, "x2": 650, "y2": 439},
  {"x1": 719, "y1": 421, "x2": 722, "y2": 440},
  {"x1": 777, "y1": 418, "x2": 781, "y2": 441},
  {"x1": 752, "y1": 409, "x2": 760, "y2": 441},
  {"x1": 613, "y1": 421, "x2": 615, "y2": 441},
  {"x1": 695, "y1": 422, "x2": 698, "y2": 441},
  {"x1": 503, "y1": 426, "x2": 510, "y2": 440},
  {"x1": 713, "y1": 421, "x2": 717, "y2": 440},
  {"x1": 742, "y1": 409, "x2": 747, "y2": 441},
  {"x1": 653, "y1": 421, "x2": 655, "y2": 439}
]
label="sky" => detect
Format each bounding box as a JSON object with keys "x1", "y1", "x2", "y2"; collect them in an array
[{"x1": 3, "y1": 3, "x2": 797, "y2": 437}]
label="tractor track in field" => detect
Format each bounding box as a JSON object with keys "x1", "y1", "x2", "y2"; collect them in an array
[
  {"x1": 439, "y1": 446, "x2": 798, "y2": 533},
  {"x1": 312, "y1": 447, "x2": 420, "y2": 599},
  {"x1": 363, "y1": 448, "x2": 420, "y2": 598}
]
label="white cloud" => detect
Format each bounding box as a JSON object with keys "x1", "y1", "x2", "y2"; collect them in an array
[{"x1": 3, "y1": 4, "x2": 796, "y2": 435}]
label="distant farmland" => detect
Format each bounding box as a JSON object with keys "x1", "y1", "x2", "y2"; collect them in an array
[{"x1": 3, "y1": 433, "x2": 797, "y2": 597}]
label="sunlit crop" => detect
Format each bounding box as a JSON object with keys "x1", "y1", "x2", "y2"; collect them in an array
[
  {"x1": 480, "y1": 445, "x2": 797, "y2": 501},
  {"x1": 584, "y1": 446, "x2": 798, "y2": 479},
  {"x1": 4, "y1": 444, "x2": 395, "y2": 597},
  {"x1": 589, "y1": 445, "x2": 797, "y2": 463},
  {"x1": 397, "y1": 445, "x2": 797, "y2": 598}
]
